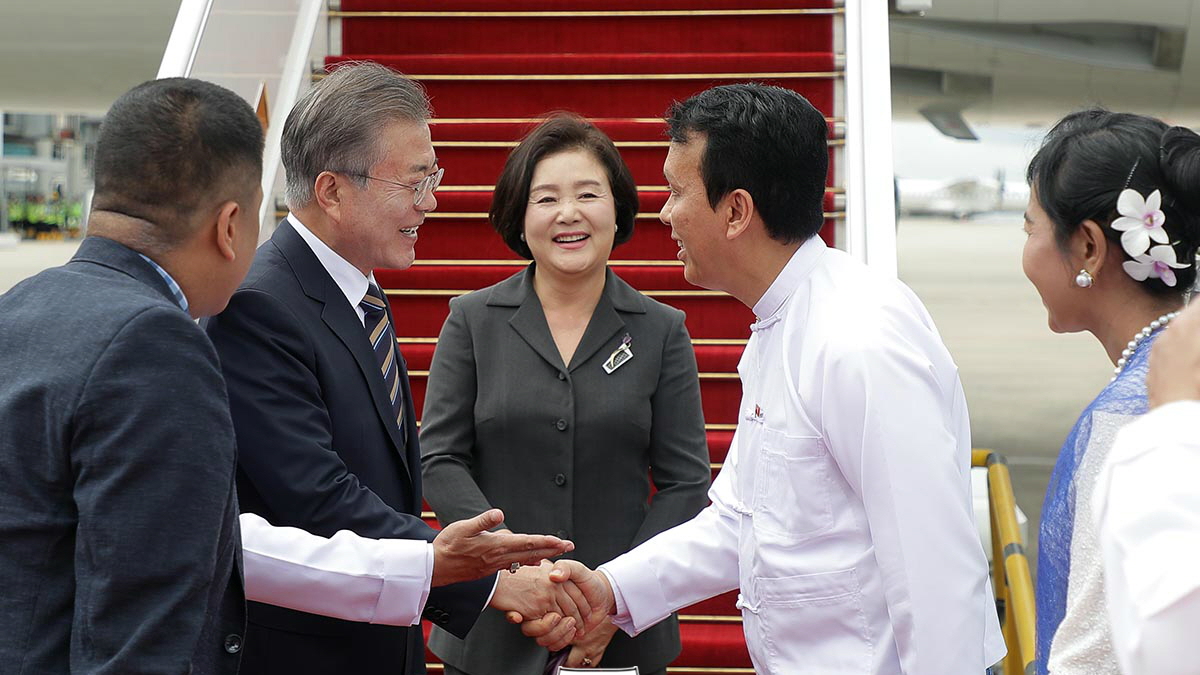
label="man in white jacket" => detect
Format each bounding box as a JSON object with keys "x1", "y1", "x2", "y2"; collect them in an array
[{"x1": 519, "y1": 84, "x2": 1006, "y2": 674}]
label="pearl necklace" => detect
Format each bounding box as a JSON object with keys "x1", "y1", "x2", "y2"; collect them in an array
[{"x1": 1112, "y1": 311, "x2": 1179, "y2": 381}]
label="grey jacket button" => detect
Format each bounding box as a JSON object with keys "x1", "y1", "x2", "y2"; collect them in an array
[
  {"x1": 557, "y1": 371, "x2": 566, "y2": 380},
  {"x1": 554, "y1": 473, "x2": 567, "y2": 486},
  {"x1": 224, "y1": 634, "x2": 242, "y2": 654},
  {"x1": 555, "y1": 418, "x2": 568, "y2": 431}
]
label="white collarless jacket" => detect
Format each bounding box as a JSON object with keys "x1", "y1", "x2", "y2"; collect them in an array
[{"x1": 602, "y1": 237, "x2": 1006, "y2": 674}]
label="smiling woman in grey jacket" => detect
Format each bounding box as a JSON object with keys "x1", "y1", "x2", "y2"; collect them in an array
[{"x1": 420, "y1": 114, "x2": 712, "y2": 675}]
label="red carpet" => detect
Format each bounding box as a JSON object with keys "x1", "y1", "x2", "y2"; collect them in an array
[{"x1": 333, "y1": 2, "x2": 839, "y2": 670}]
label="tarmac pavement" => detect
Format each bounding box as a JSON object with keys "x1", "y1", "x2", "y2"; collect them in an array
[{"x1": 898, "y1": 213, "x2": 1110, "y2": 577}]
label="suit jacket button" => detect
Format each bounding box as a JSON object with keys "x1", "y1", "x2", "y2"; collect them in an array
[
  {"x1": 224, "y1": 634, "x2": 242, "y2": 654},
  {"x1": 557, "y1": 372, "x2": 566, "y2": 380},
  {"x1": 554, "y1": 473, "x2": 567, "y2": 486},
  {"x1": 555, "y1": 419, "x2": 568, "y2": 431}
]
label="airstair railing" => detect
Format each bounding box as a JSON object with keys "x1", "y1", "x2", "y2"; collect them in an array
[
  {"x1": 973, "y1": 449, "x2": 1037, "y2": 675},
  {"x1": 842, "y1": 1, "x2": 898, "y2": 276},
  {"x1": 157, "y1": 0, "x2": 215, "y2": 78}
]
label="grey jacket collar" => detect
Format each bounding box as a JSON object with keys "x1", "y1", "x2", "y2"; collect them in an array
[
  {"x1": 488, "y1": 265, "x2": 647, "y2": 372},
  {"x1": 70, "y1": 236, "x2": 181, "y2": 309}
]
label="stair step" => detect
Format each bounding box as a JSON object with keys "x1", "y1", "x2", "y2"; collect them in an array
[
  {"x1": 341, "y1": 0, "x2": 836, "y2": 11},
  {"x1": 420, "y1": 618, "x2": 752, "y2": 668},
  {"x1": 379, "y1": 73, "x2": 834, "y2": 119},
  {"x1": 405, "y1": 363, "x2": 741, "y2": 425},
  {"x1": 428, "y1": 116, "x2": 844, "y2": 142},
  {"x1": 340, "y1": 9, "x2": 835, "y2": 56},
  {"x1": 398, "y1": 338, "x2": 743, "y2": 373},
  {"x1": 379, "y1": 286, "x2": 752, "y2": 339},
  {"x1": 425, "y1": 130, "x2": 838, "y2": 182},
  {"x1": 329, "y1": 51, "x2": 838, "y2": 76},
  {"x1": 379, "y1": 259, "x2": 688, "y2": 290},
  {"x1": 324, "y1": 54, "x2": 840, "y2": 120},
  {"x1": 424, "y1": 190, "x2": 841, "y2": 216}
]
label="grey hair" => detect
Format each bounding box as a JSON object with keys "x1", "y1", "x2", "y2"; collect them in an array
[{"x1": 281, "y1": 61, "x2": 431, "y2": 209}]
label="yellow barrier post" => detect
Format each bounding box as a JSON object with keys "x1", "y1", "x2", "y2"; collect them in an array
[{"x1": 973, "y1": 449, "x2": 1037, "y2": 675}]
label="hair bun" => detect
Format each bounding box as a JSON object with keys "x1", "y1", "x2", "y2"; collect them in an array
[{"x1": 1160, "y1": 126, "x2": 1200, "y2": 212}]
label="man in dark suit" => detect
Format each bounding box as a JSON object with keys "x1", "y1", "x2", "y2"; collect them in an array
[
  {"x1": 0, "y1": 76, "x2": 579, "y2": 675},
  {"x1": 206, "y1": 62, "x2": 564, "y2": 675}
]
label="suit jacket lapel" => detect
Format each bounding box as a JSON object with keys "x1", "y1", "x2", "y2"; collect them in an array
[
  {"x1": 490, "y1": 266, "x2": 648, "y2": 373},
  {"x1": 568, "y1": 271, "x2": 627, "y2": 372},
  {"x1": 272, "y1": 222, "x2": 412, "y2": 483},
  {"x1": 491, "y1": 267, "x2": 567, "y2": 371}
]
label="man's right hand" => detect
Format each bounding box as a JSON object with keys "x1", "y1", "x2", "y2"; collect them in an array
[
  {"x1": 431, "y1": 509, "x2": 573, "y2": 587},
  {"x1": 505, "y1": 559, "x2": 616, "y2": 647}
]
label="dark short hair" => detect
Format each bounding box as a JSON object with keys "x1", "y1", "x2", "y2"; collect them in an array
[
  {"x1": 282, "y1": 62, "x2": 430, "y2": 209},
  {"x1": 1028, "y1": 108, "x2": 1200, "y2": 297},
  {"x1": 92, "y1": 77, "x2": 264, "y2": 243},
  {"x1": 490, "y1": 114, "x2": 637, "y2": 259},
  {"x1": 665, "y1": 83, "x2": 827, "y2": 244}
]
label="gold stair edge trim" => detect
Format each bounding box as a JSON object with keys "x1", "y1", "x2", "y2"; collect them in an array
[
  {"x1": 397, "y1": 336, "x2": 748, "y2": 346},
  {"x1": 433, "y1": 185, "x2": 845, "y2": 193},
  {"x1": 427, "y1": 662, "x2": 753, "y2": 667},
  {"x1": 408, "y1": 370, "x2": 736, "y2": 379},
  {"x1": 407, "y1": 259, "x2": 683, "y2": 266},
  {"x1": 412, "y1": 420, "x2": 733, "y2": 431},
  {"x1": 384, "y1": 288, "x2": 731, "y2": 297},
  {"x1": 315, "y1": 71, "x2": 843, "y2": 82},
  {"x1": 331, "y1": 9, "x2": 843, "y2": 18},
  {"x1": 437, "y1": 138, "x2": 839, "y2": 147},
  {"x1": 409, "y1": 72, "x2": 842, "y2": 81},
  {"x1": 424, "y1": 211, "x2": 845, "y2": 219},
  {"x1": 435, "y1": 140, "x2": 668, "y2": 147},
  {"x1": 429, "y1": 116, "x2": 843, "y2": 124}
]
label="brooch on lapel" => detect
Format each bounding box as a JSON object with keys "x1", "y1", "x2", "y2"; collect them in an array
[{"x1": 602, "y1": 333, "x2": 633, "y2": 374}]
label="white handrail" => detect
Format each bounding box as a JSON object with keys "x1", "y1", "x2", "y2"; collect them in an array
[
  {"x1": 259, "y1": 0, "x2": 325, "y2": 239},
  {"x1": 842, "y1": 1, "x2": 898, "y2": 277},
  {"x1": 157, "y1": 0, "x2": 216, "y2": 78}
]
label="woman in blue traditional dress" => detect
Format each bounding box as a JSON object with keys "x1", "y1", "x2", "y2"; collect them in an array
[{"x1": 1023, "y1": 109, "x2": 1200, "y2": 674}]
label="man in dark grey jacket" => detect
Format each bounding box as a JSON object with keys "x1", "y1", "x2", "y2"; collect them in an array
[{"x1": 0, "y1": 76, "x2": 264, "y2": 675}]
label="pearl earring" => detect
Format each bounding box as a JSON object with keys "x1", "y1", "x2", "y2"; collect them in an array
[
  {"x1": 614, "y1": 224, "x2": 619, "y2": 232},
  {"x1": 519, "y1": 233, "x2": 525, "y2": 242},
  {"x1": 1075, "y1": 269, "x2": 1094, "y2": 288}
]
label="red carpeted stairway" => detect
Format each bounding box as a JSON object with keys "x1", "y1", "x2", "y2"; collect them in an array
[{"x1": 328, "y1": 2, "x2": 844, "y2": 671}]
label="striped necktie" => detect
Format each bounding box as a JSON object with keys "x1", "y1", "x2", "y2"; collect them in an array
[{"x1": 360, "y1": 283, "x2": 404, "y2": 433}]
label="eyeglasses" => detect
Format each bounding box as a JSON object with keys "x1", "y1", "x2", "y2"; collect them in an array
[{"x1": 343, "y1": 167, "x2": 444, "y2": 206}]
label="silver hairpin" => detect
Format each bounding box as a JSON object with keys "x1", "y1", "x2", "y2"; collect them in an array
[{"x1": 1124, "y1": 157, "x2": 1141, "y2": 189}]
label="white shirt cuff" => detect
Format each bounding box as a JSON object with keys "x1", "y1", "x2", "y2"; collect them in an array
[{"x1": 598, "y1": 565, "x2": 638, "y2": 635}]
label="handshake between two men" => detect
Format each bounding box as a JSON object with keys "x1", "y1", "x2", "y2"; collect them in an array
[{"x1": 433, "y1": 509, "x2": 616, "y2": 663}]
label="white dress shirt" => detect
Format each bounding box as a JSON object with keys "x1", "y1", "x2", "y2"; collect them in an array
[
  {"x1": 241, "y1": 513, "x2": 433, "y2": 625},
  {"x1": 600, "y1": 237, "x2": 1006, "y2": 673},
  {"x1": 288, "y1": 213, "x2": 372, "y2": 326},
  {"x1": 1093, "y1": 400, "x2": 1200, "y2": 675}
]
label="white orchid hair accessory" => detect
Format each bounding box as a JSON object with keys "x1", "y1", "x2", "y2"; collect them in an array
[
  {"x1": 1122, "y1": 244, "x2": 1189, "y2": 287},
  {"x1": 1111, "y1": 188, "x2": 1168, "y2": 258}
]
